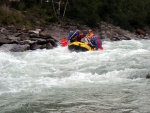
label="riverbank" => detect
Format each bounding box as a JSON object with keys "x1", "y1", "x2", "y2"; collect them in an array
[{"x1": 0, "y1": 22, "x2": 150, "y2": 52}]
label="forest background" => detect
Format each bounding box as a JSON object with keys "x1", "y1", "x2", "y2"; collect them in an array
[{"x1": 0, "y1": 0, "x2": 150, "y2": 31}]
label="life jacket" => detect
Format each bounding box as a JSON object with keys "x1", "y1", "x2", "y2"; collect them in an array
[
  {"x1": 76, "y1": 34, "x2": 85, "y2": 42},
  {"x1": 87, "y1": 32, "x2": 94, "y2": 40}
]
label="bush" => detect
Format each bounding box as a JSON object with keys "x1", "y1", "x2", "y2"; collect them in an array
[{"x1": 0, "y1": 5, "x2": 26, "y2": 25}]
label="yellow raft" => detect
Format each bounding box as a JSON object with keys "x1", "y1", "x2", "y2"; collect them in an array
[{"x1": 68, "y1": 41, "x2": 94, "y2": 52}]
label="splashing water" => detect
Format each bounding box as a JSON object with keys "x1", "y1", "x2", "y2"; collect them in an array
[{"x1": 0, "y1": 40, "x2": 150, "y2": 113}]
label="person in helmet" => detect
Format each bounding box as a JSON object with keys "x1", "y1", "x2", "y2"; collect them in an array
[
  {"x1": 87, "y1": 29, "x2": 94, "y2": 40},
  {"x1": 68, "y1": 29, "x2": 84, "y2": 43},
  {"x1": 91, "y1": 35, "x2": 104, "y2": 50},
  {"x1": 68, "y1": 30, "x2": 74, "y2": 40}
]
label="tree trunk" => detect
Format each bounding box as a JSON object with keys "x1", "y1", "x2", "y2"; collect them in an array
[
  {"x1": 57, "y1": 0, "x2": 61, "y2": 17},
  {"x1": 52, "y1": 0, "x2": 57, "y2": 16},
  {"x1": 62, "y1": 0, "x2": 68, "y2": 20}
]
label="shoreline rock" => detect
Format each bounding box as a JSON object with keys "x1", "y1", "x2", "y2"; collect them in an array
[
  {"x1": 0, "y1": 26, "x2": 59, "y2": 52},
  {"x1": 146, "y1": 74, "x2": 150, "y2": 79},
  {"x1": 0, "y1": 22, "x2": 150, "y2": 52}
]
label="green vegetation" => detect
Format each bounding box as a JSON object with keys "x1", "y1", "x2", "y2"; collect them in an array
[
  {"x1": 0, "y1": 0, "x2": 150, "y2": 31},
  {"x1": 0, "y1": 5, "x2": 25, "y2": 26}
]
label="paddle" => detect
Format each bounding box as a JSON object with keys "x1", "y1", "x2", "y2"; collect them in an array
[
  {"x1": 84, "y1": 35, "x2": 94, "y2": 47},
  {"x1": 85, "y1": 35, "x2": 104, "y2": 50},
  {"x1": 59, "y1": 38, "x2": 68, "y2": 47},
  {"x1": 98, "y1": 46, "x2": 104, "y2": 50},
  {"x1": 59, "y1": 30, "x2": 79, "y2": 47},
  {"x1": 69, "y1": 30, "x2": 79, "y2": 40}
]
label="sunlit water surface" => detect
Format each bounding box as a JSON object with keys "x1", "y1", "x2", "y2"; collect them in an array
[{"x1": 0, "y1": 40, "x2": 150, "y2": 113}]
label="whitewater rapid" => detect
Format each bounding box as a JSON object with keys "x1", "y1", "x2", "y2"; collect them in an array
[{"x1": 0, "y1": 40, "x2": 150, "y2": 113}]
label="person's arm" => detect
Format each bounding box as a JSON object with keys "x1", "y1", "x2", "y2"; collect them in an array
[
  {"x1": 95, "y1": 40, "x2": 98, "y2": 50},
  {"x1": 87, "y1": 33, "x2": 91, "y2": 38},
  {"x1": 68, "y1": 35, "x2": 71, "y2": 40}
]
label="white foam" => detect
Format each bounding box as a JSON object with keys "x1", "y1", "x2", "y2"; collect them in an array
[{"x1": 0, "y1": 40, "x2": 150, "y2": 94}]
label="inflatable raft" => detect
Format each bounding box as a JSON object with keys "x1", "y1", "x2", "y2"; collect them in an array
[
  {"x1": 68, "y1": 41, "x2": 94, "y2": 52},
  {"x1": 59, "y1": 38, "x2": 103, "y2": 52}
]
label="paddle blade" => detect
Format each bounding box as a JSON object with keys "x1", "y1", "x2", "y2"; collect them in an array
[
  {"x1": 99, "y1": 46, "x2": 104, "y2": 50},
  {"x1": 59, "y1": 38, "x2": 68, "y2": 47}
]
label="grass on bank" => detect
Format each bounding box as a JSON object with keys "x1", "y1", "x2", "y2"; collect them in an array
[
  {"x1": 0, "y1": 5, "x2": 27, "y2": 26},
  {"x1": 0, "y1": 5, "x2": 58, "y2": 28}
]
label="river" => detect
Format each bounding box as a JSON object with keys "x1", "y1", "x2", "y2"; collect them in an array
[{"x1": 0, "y1": 40, "x2": 150, "y2": 113}]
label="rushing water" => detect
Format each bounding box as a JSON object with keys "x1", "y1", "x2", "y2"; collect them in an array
[{"x1": 0, "y1": 40, "x2": 150, "y2": 113}]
